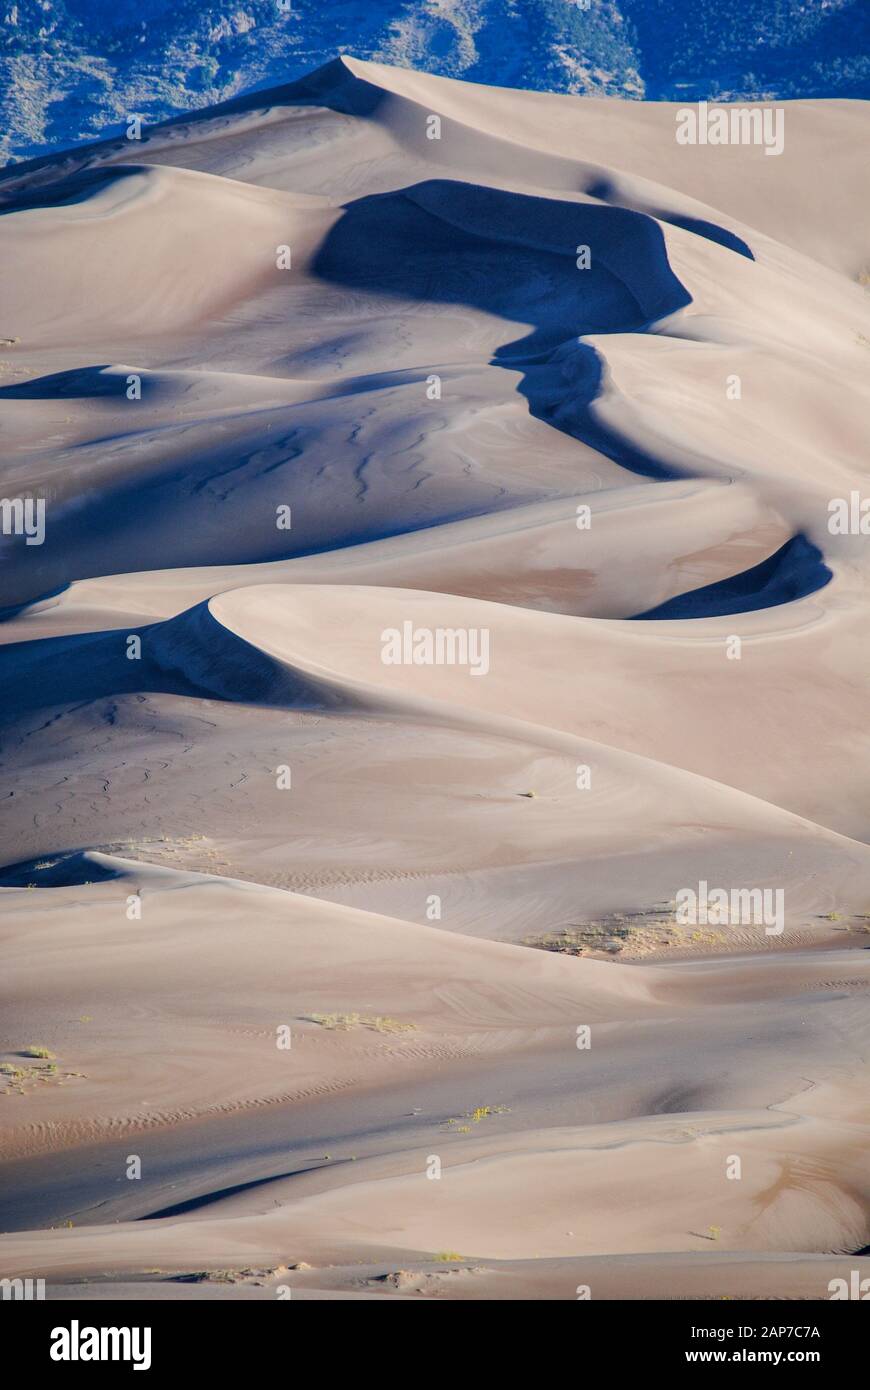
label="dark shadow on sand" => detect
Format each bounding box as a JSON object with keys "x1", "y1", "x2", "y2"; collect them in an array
[
  {"x1": 631, "y1": 533, "x2": 832, "y2": 619},
  {"x1": 312, "y1": 178, "x2": 693, "y2": 483},
  {"x1": 0, "y1": 599, "x2": 338, "y2": 723}
]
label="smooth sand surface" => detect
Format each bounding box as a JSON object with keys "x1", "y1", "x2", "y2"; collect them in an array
[{"x1": 1, "y1": 57, "x2": 868, "y2": 1299}]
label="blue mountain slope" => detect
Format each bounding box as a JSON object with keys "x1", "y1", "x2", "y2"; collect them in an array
[{"x1": 2, "y1": 0, "x2": 869, "y2": 164}]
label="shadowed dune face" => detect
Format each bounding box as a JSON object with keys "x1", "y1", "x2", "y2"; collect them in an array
[
  {"x1": 313, "y1": 180, "x2": 693, "y2": 481},
  {"x1": 313, "y1": 180, "x2": 692, "y2": 338},
  {"x1": 0, "y1": 172, "x2": 697, "y2": 607},
  {"x1": 1, "y1": 57, "x2": 869, "y2": 1301},
  {"x1": 632, "y1": 533, "x2": 833, "y2": 618}
]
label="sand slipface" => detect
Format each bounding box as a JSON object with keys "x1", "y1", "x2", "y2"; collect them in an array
[{"x1": 0, "y1": 56, "x2": 869, "y2": 1302}]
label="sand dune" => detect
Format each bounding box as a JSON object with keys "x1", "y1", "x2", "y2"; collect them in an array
[
  {"x1": 1, "y1": 57, "x2": 868, "y2": 1299},
  {"x1": 2, "y1": 860, "x2": 869, "y2": 1291},
  {"x1": 0, "y1": 166, "x2": 336, "y2": 347}
]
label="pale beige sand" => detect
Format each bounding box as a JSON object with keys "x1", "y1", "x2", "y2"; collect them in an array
[
  {"x1": 32, "y1": 1253, "x2": 870, "y2": 1303},
  {"x1": 0, "y1": 59, "x2": 868, "y2": 1299},
  {"x1": 0, "y1": 480, "x2": 791, "y2": 632}
]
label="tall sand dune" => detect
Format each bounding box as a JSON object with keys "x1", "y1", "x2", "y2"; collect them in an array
[{"x1": 0, "y1": 57, "x2": 868, "y2": 1300}]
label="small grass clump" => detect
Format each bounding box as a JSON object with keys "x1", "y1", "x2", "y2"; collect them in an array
[
  {"x1": 523, "y1": 907, "x2": 731, "y2": 959},
  {"x1": 816, "y1": 912, "x2": 870, "y2": 933},
  {"x1": 446, "y1": 1104, "x2": 510, "y2": 1130},
  {"x1": 306, "y1": 1012, "x2": 416, "y2": 1034},
  {"x1": 1, "y1": 1063, "x2": 31, "y2": 1096},
  {"x1": 1, "y1": 1050, "x2": 68, "y2": 1097},
  {"x1": 433, "y1": 1252, "x2": 464, "y2": 1263}
]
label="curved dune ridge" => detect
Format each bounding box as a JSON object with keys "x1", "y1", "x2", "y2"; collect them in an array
[{"x1": 0, "y1": 57, "x2": 869, "y2": 1299}]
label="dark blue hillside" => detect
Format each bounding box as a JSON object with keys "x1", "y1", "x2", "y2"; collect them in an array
[{"x1": 3, "y1": 0, "x2": 868, "y2": 164}]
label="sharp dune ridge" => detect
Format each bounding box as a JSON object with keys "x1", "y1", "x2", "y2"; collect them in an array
[{"x1": 0, "y1": 56, "x2": 869, "y2": 1300}]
